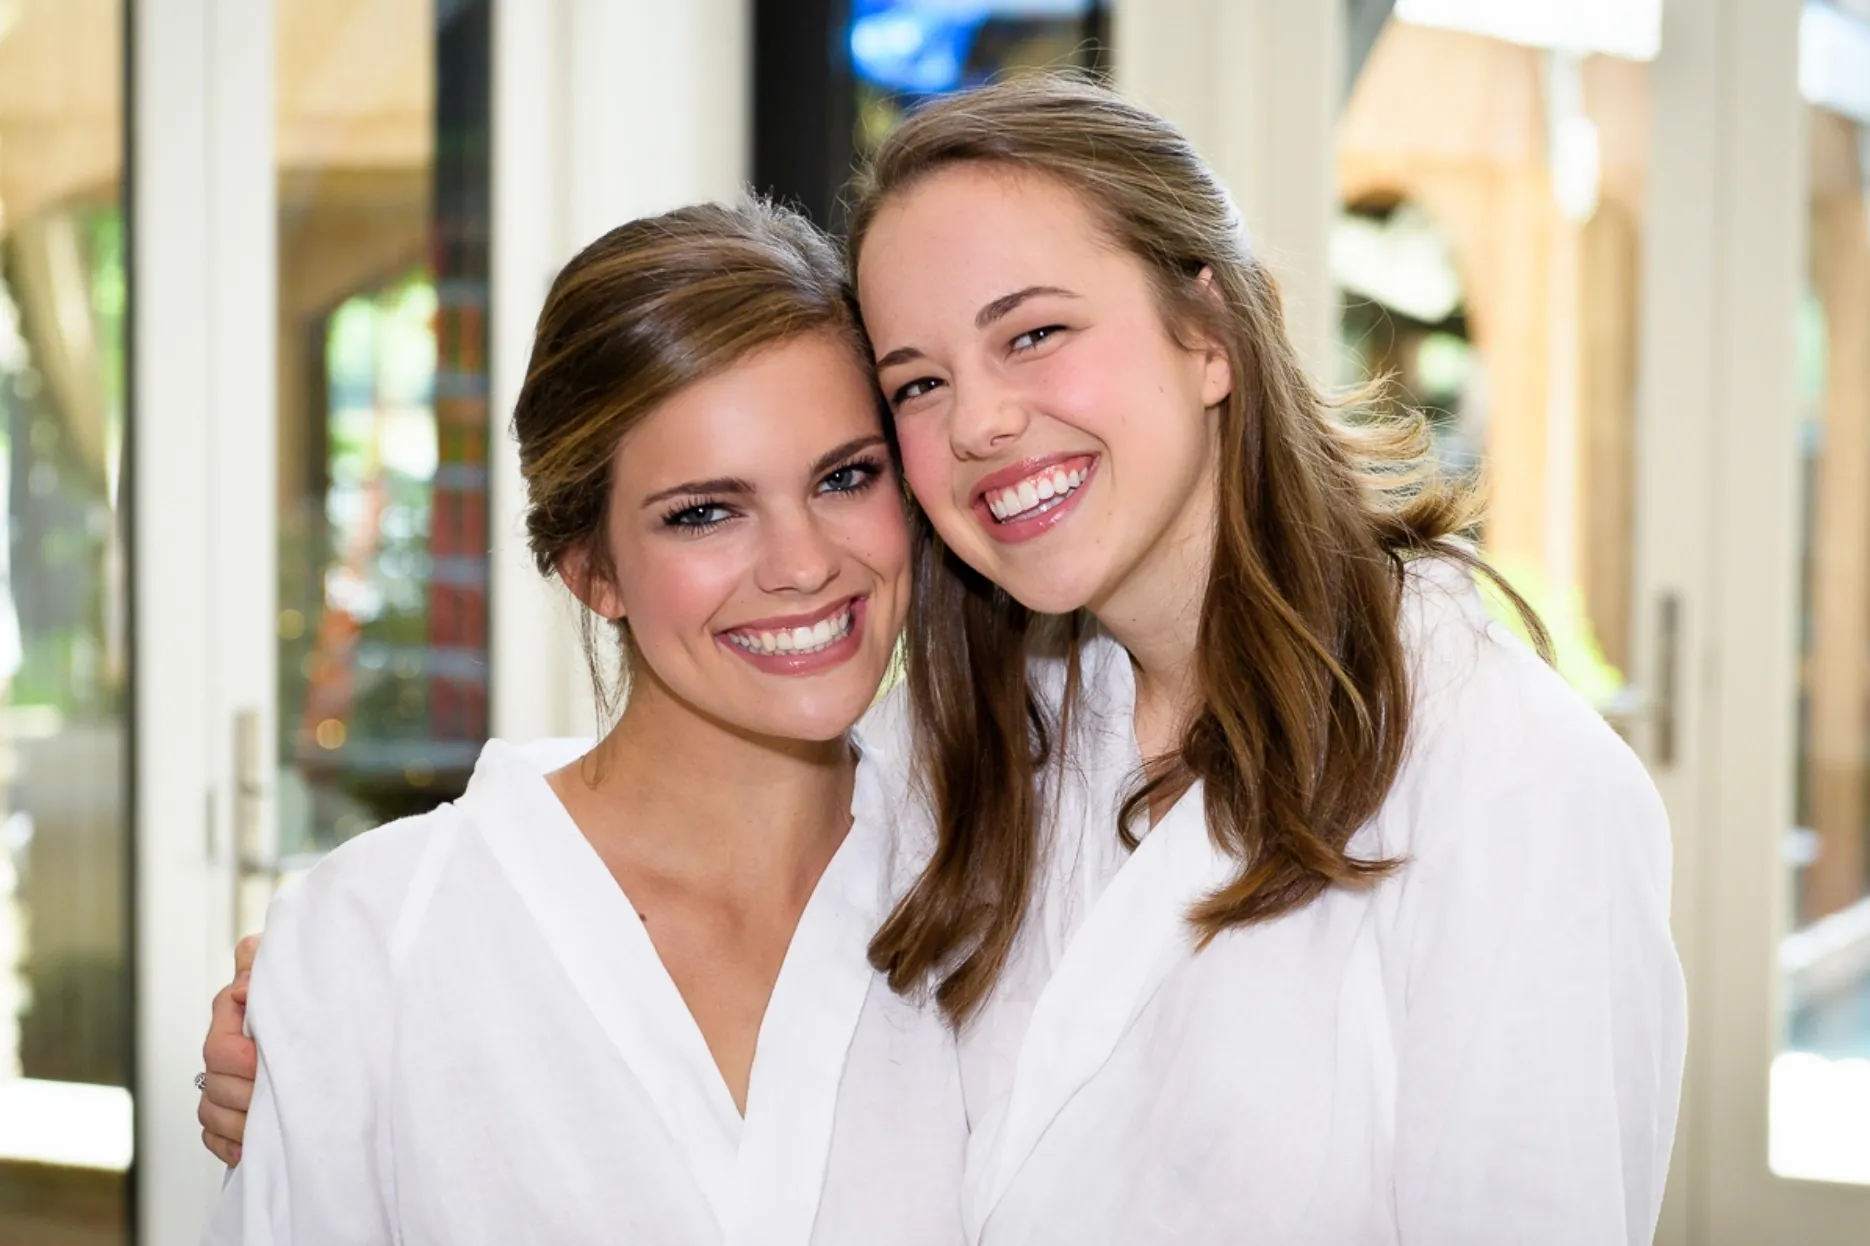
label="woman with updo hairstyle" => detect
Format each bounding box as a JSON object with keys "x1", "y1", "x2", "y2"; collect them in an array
[
  {"x1": 848, "y1": 75, "x2": 1684, "y2": 1244},
  {"x1": 198, "y1": 200, "x2": 967, "y2": 1245}
]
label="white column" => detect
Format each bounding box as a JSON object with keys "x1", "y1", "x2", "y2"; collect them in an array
[
  {"x1": 135, "y1": 0, "x2": 277, "y2": 1238},
  {"x1": 1111, "y1": 0, "x2": 1343, "y2": 381},
  {"x1": 486, "y1": 0, "x2": 565, "y2": 742},
  {"x1": 489, "y1": 0, "x2": 752, "y2": 742}
]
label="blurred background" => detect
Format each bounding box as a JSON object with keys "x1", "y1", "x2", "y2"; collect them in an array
[{"x1": 0, "y1": 0, "x2": 1862, "y2": 1242}]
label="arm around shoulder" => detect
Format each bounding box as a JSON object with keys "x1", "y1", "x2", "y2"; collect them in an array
[{"x1": 200, "y1": 814, "x2": 450, "y2": 1244}]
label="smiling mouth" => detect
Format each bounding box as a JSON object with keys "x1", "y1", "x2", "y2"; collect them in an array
[
  {"x1": 981, "y1": 458, "x2": 1094, "y2": 524},
  {"x1": 721, "y1": 599, "x2": 857, "y2": 656}
]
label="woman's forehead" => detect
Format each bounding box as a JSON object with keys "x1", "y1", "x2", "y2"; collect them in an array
[{"x1": 614, "y1": 336, "x2": 883, "y2": 485}]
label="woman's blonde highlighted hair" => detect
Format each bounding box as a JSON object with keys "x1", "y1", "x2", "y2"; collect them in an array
[{"x1": 513, "y1": 199, "x2": 867, "y2": 711}]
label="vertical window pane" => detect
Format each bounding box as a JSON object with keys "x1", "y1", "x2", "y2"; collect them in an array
[
  {"x1": 1775, "y1": 0, "x2": 1870, "y2": 1189},
  {"x1": 1336, "y1": 11, "x2": 1651, "y2": 715},
  {"x1": 0, "y1": 2, "x2": 132, "y2": 1242},
  {"x1": 275, "y1": 0, "x2": 490, "y2": 860}
]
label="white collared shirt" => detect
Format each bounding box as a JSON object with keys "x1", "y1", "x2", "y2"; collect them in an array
[
  {"x1": 861, "y1": 558, "x2": 1686, "y2": 1245},
  {"x1": 202, "y1": 738, "x2": 967, "y2": 1246}
]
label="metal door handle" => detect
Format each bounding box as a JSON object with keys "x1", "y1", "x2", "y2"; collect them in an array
[
  {"x1": 233, "y1": 707, "x2": 276, "y2": 933},
  {"x1": 1654, "y1": 593, "x2": 1681, "y2": 768}
]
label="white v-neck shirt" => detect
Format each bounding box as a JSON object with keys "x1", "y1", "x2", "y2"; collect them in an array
[
  {"x1": 202, "y1": 738, "x2": 967, "y2": 1246},
  {"x1": 859, "y1": 558, "x2": 1687, "y2": 1245}
]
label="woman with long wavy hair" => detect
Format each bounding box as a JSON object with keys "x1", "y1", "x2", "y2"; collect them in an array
[{"x1": 848, "y1": 75, "x2": 1683, "y2": 1245}]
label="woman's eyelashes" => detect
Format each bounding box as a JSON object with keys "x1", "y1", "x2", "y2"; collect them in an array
[
  {"x1": 661, "y1": 499, "x2": 736, "y2": 534},
  {"x1": 658, "y1": 458, "x2": 886, "y2": 536},
  {"x1": 891, "y1": 376, "x2": 943, "y2": 407},
  {"x1": 1009, "y1": 324, "x2": 1067, "y2": 354},
  {"x1": 818, "y1": 455, "x2": 886, "y2": 496}
]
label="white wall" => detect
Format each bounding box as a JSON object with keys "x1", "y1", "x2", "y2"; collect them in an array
[
  {"x1": 488, "y1": 0, "x2": 752, "y2": 742},
  {"x1": 1111, "y1": 0, "x2": 1342, "y2": 382}
]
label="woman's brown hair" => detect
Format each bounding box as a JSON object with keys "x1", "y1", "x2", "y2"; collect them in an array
[
  {"x1": 848, "y1": 75, "x2": 1545, "y2": 1025},
  {"x1": 512, "y1": 199, "x2": 868, "y2": 709}
]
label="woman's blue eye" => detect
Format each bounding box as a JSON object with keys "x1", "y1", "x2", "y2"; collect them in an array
[
  {"x1": 1011, "y1": 325, "x2": 1064, "y2": 352},
  {"x1": 820, "y1": 458, "x2": 882, "y2": 494},
  {"x1": 664, "y1": 503, "x2": 731, "y2": 530}
]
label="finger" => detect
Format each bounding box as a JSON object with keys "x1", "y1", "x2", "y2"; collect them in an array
[
  {"x1": 208, "y1": 980, "x2": 251, "y2": 1044},
  {"x1": 202, "y1": 1070, "x2": 254, "y2": 1114},
  {"x1": 202, "y1": 1127, "x2": 242, "y2": 1168},
  {"x1": 197, "y1": 1098, "x2": 249, "y2": 1148},
  {"x1": 234, "y1": 935, "x2": 260, "y2": 977},
  {"x1": 203, "y1": 1030, "x2": 258, "y2": 1082},
  {"x1": 231, "y1": 973, "x2": 249, "y2": 1007}
]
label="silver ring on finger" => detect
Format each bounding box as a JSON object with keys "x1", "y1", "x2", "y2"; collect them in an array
[{"x1": 194, "y1": 1071, "x2": 208, "y2": 1092}]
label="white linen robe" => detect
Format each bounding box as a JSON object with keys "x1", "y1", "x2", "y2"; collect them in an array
[
  {"x1": 201, "y1": 738, "x2": 967, "y2": 1246},
  {"x1": 860, "y1": 558, "x2": 1687, "y2": 1245}
]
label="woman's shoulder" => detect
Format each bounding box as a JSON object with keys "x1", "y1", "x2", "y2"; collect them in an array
[
  {"x1": 264, "y1": 803, "x2": 464, "y2": 954},
  {"x1": 1392, "y1": 557, "x2": 1665, "y2": 843},
  {"x1": 264, "y1": 737, "x2": 588, "y2": 949}
]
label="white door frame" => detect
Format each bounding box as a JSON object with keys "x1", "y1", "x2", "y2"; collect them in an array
[
  {"x1": 132, "y1": 0, "x2": 275, "y2": 1240},
  {"x1": 132, "y1": 3, "x2": 756, "y2": 1238},
  {"x1": 1638, "y1": 0, "x2": 1870, "y2": 1238}
]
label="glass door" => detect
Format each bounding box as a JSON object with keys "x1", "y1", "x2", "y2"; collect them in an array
[
  {"x1": 0, "y1": 4, "x2": 132, "y2": 1243},
  {"x1": 266, "y1": 0, "x2": 493, "y2": 906},
  {"x1": 1335, "y1": 4, "x2": 1658, "y2": 717},
  {"x1": 130, "y1": 2, "x2": 499, "y2": 1240},
  {"x1": 1642, "y1": 0, "x2": 1870, "y2": 1240},
  {"x1": 1769, "y1": 0, "x2": 1870, "y2": 1207}
]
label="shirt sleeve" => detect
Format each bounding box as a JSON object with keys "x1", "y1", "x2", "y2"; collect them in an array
[
  {"x1": 1390, "y1": 750, "x2": 1687, "y2": 1245},
  {"x1": 199, "y1": 824, "x2": 429, "y2": 1245}
]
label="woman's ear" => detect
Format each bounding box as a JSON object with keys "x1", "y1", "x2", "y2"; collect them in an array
[
  {"x1": 1192, "y1": 267, "x2": 1234, "y2": 408},
  {"x1": 558, "y1": 544, "x2": 626, "y2": 622}
]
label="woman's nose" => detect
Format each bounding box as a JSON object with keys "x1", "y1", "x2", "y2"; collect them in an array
[{"x1": 755, "y1": 509, "x2": 841, "y2": 596}]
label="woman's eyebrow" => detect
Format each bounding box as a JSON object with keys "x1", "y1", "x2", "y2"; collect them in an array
[
  {"x1": 640, "y1": 476, "x2": 753, "y2": 508},
  {"x1": 638, "y1": 436, "x2": 885, "y2": 510},
  {"x1": 810, "y1": 435, "x2": 887, "y2": 476},
  {"x1": 874, "y1": 286, "x2": 1082, "y2": 372},
  {"x1": 975, "y1": 285, "x2": 1079, "y2": 330}
]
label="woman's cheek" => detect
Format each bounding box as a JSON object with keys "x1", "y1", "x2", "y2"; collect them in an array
[
  {"x1": 894, "y1": 423, "x2": 955, "y2": 516},
  {"x1": 624, "y1": 543, "x2": 738, "y2": 635},
  {"x1": 834, "y1": 493, "x2": 911, "y2": 592}
]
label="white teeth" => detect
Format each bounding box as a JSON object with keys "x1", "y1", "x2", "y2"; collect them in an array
[
  {"x1": 986, "y1": 464, "x2": 1090, "y2": 524},
  {"x1": 726, "y1": 605, "x2": 854, "y2": 658}
]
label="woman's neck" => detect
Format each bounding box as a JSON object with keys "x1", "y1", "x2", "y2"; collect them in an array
[
  {"x1": 552, "y1": 671, "x2": 856, "y2": 910},
  {"x1": 1090, "y1": 472, "x2": 1216, "y2": 763}
]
